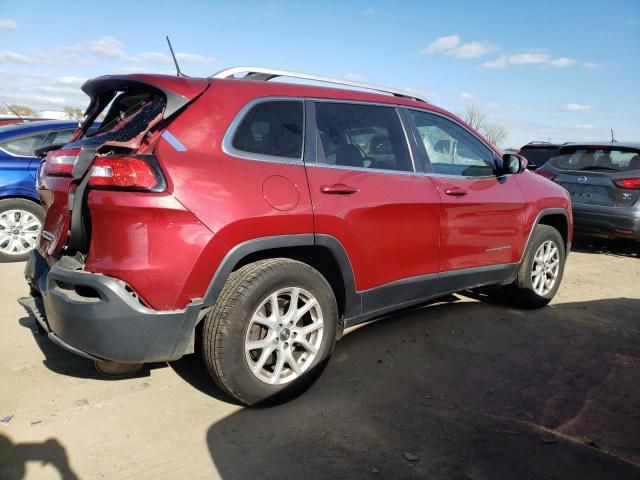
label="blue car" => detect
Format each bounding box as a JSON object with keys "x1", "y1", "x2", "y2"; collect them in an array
[{"x1": 0, "y1": 120, "x2": 80, "y2": 262}]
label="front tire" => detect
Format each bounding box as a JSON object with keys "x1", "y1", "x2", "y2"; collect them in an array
[
  {"x1": 0, "y1": 198, "x2": 44, "y2": 263},
  {"x1": 202, "y1": 258, "x2": 338, "y2": 405},
  {"x1": 504, "y1": 225, "x2": 566, "y2": 309}
]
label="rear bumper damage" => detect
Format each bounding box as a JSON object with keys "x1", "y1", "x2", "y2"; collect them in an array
[{"x1": 24, "y1": 251, "x2": 204, "y2": 363}]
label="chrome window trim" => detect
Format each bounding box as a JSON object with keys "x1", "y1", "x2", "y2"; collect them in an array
[
  {"x1": 221, "y1": 97, "x2": 306, "y2": 165},
  {"x1": 305, "y1": 162, "x2": 426, "y2": 177}
]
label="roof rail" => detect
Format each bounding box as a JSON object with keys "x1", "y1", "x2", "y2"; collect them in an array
[{"x1": 211, "y1": 66, "x2": 429, "y2": 103}]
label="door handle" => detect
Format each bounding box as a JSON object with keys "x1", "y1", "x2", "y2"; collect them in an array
[
  {"x1": 320, "y1": 184, "x2": 359, "y2": 195},
  {"x1": 444, "y1": 187, "x2": 468, "y2": 197}
]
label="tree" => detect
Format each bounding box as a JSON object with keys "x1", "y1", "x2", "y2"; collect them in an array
[
  {"x1": 63, "y1": 106, "x2": 84, "y2": 120},
  {"x1": 9, "y1": 104, "x2": 35, "y2": 117},
  {"x1": 461, "y1": 104, "x2": 507, "y2": 147}
]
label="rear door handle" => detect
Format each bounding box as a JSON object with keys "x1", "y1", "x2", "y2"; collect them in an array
[
  {"x1": 320, "y1": 184, "x2": 359, "y2": 195},
  {"x1": 443, "y1": 187, "x2": 468, "y2": 197}
]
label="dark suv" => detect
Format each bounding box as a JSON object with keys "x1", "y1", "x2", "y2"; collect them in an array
[{"x1": 24, "y1": 67, "x2": 572, "y2": 405}]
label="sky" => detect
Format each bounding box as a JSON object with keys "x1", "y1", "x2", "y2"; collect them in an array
[{"x1": 0, "y1": 0, "x2": 638, "y2": 147}]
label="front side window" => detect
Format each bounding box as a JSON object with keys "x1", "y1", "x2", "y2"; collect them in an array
[
  {"x1": 409, "y1": 110, "x2": 495, "y2": 177},
  {"x1": 231, "y1": 100, "x2": 303, "y2": 159},
  {"x1": 0, "y1": 132, "x2": 49, "y2": 156},
  {"x1": 314, "y1": 102, "x2": 413, "y2": 172}
]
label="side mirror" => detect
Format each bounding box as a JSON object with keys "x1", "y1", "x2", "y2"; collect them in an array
[{"x1": 501, "y1": 153, "x2": 527, "y2": 174}]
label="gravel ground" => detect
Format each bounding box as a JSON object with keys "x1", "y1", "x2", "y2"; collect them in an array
[{"x1": 1, "y1": 238, "x2": 639, "y2": 479}]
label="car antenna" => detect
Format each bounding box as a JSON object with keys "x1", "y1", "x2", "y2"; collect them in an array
[
  {"x1": 611, "y1": 128, "x2": 617, "y2": 143},
  {"x1": 165, "y1": 36, "x2": 185, "y2": 77},
  {"x1": 2, "y1": 100, "x2": 25, "y2": 123}
]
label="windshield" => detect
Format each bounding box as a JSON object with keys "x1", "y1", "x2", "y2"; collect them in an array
[{"x1": 548, "y1": 147, "x2": 640, "y2": 172}]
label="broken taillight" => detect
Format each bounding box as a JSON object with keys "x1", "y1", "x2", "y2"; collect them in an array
[{"x1": 88, "y1": 156, "x2": 165, "y2": 191}]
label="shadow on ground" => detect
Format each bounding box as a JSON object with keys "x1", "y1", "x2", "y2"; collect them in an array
[
  {"x1": 571, "y1": 235, "x2": 639, "y2": 259},
  {"x1": 205, "y1": 297, "x2": 640, "y2": 480},
  {"x1": 17, "y1": 316, "x2": 159, "y2": 380},
  {"x1": 0, "y1": 433, "x2": 79, "y2": 480}
]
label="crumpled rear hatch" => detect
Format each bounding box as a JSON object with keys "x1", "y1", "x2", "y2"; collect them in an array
[{"x1": 37, "y1": 74, "x2": 209, "y2": 261}]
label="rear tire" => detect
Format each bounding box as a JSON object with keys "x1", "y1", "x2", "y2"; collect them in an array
[
  {"x1": 202, "y1": 258, "x2": 338, "y2": 406},
  {"x1": 504, "y1": 225, "x2": 566, "y2": 309},
  {"x1": 0, "y1": 198, "x2": 44, "y2": 263}
]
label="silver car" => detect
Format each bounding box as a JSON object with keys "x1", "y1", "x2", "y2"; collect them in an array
[{"x1": 535, "y1": 142, "x2": 640, "y2": 241}]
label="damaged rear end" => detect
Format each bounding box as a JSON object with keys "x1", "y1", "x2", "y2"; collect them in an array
[{"x1": 24, "y1": 74, "x2": 216, "y2": 363}]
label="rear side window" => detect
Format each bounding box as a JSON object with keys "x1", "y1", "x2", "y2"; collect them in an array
[
  {"x1": 314, "y1": 102, "x2": 412, "y2": 172},
  {"x1": 231, "y1": 101, "x2": 303, "y2": 159},
  {"x1": 409, "y1": 110, "x2": 495, "y2": 177},
  {"x1": 0, "y1": 132, "x2": 48, "y2": 156}
]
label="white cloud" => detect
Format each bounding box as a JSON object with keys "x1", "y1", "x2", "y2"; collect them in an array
[
  {"x1": 363, "y1": 7, "x2": 375, "y2": 15},
  {"x1": 583, "y1": 62, "x2": 603, "y2": 69},
  {"x1": 562, "y1": 103, "x2": 592, "y2": 111},
  {"x1": 55, "y1": 76, "x2": 87, "y2": 87},
  {"x1": 0, "y1": 50, "x2": 34, "y2": 64},
  {"x1": 175, "y1": 52, "x2": 216, "y2": 64},
  {"x1": 0, "y1": 18, "x2": 18, "y2": 31},
  {"x1": 91, "y1": 36, "x2": 125, "y2": 58},
  {"x1": 482, "y1": 56, "x2": 507, "y2": 69},
  {"x1": 507, "y1": 53, "x2": 549, "y2": 65},
  {"x1": 423, "y1": 34, "x2": 460, "y2": 54},
  {"x1": 460, "y1": 92, "x2": 474, "y2": 100},
  {"x1": 575, "y1": 124, "x2": 594, "y2": 129},
  {"x1": 344, "y1": 73, "x2": 365, "y2": 81},
  {"x1": 448, "y1": 41, "x2": 493, "y2": 59},
  {"x1": 549, "y1": 57, "x2": 577, "y2": 68},
  {"x1": 134, "y1": 52, "x2": 171, "y2": 64}
]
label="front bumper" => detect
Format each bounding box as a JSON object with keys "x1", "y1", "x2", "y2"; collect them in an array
[
  {"x1": 573, "y1": 207, "x2": 640, "y2": 240},
  {"x1": 24, "y1": 252, "x2": 204, "y2": 363}
]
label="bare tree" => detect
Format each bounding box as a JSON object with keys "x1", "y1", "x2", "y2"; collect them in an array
[
  {"x1": 63, "y1": 106, "x2": 84, "y2": 120},
  {"x1": 461, "y1": 104, "x2": 507, "y2": 147},
  {"x1": 8, "y1": 104, "x2": 35, "y2": 117}
]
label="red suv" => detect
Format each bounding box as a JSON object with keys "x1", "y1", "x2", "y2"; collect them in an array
[{"x1": 24, "y1": 67, "x2": 572, "y2": 405}]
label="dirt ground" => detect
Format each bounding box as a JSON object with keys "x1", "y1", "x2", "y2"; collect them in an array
[{"x1": 1, "y1": 238, "x2": 639, "y2": 480}]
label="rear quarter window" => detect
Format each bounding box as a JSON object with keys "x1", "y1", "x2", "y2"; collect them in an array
[
  {"x1": 230, "y1": 100, "x2": 303, "y2": 159},
  {"x1": 0, "y1": 132, "x2": 48, "y2": 156}
]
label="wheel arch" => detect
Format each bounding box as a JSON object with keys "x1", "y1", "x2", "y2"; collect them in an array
[
  {"x1": 201, "y1": 234, "x2": 359, "y2": 322},
  {"x1": 523, "y1": 208, "x2": 571, "y2": 259}
]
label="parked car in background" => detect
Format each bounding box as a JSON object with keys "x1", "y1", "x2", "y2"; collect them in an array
[
  {"x1": 0, "y1": 120, "x2": 80, "y2": 261},
  {"x1": 0, "y1": 117, "x2": 49, "y2": 127},
  {"x1": 518, "y1": 141, "x2": 562, "y2": 170},
  {"x1": 536, "y1": 142, "x2": 640, "y2": 241},
  {"x1": 24, "y1": 68, "x2": 571, "y2": 405}
]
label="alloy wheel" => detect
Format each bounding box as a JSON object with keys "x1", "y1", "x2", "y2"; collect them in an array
[
  {"x1": 245, "y1": 287, "x2": 324, "y2": 385},
  {"x1": 531, "y1": 240, "x2": 560, "y2": 296}
]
